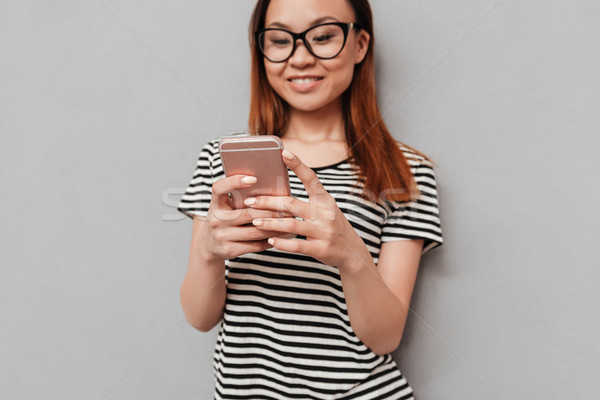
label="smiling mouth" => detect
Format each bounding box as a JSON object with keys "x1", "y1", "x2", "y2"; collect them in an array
[{"x1": 288, "y1": 77, "x2": 324, "y2": 84}]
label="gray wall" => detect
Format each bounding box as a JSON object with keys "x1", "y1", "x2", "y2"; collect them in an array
[{"x1": 1, "y1": 1, "x2": 598, "y2": 399}]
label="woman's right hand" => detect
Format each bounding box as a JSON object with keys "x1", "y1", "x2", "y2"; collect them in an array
[{"x1": 196, "y1": 175, "x2": 286, "y2": 262}]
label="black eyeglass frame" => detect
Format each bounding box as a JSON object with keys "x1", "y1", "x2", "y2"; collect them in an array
[{"x1": 255, "y1": 22, "x2": 362, "y2": 63}]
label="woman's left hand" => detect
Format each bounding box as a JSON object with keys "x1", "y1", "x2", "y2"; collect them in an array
[{"x1": 245, "y1": 150, "x2": 370, "y2": 270}]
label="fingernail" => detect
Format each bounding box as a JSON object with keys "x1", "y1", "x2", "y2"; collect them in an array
[
  {"x1": 242, "y1": 176, "x2": 257, "y2": 185},
  {"x1": 252, "y1": 219, "x2": 262, "y2": 226},
  {"x1": 282, "y1": 149, "x2": 294, "y2": 160},
  {"x1": 244, "y1": 197, "x2": 256, "y2": 206},
  {"x1": 267, "y1": 238, "x2": 274, "y2": 245}
]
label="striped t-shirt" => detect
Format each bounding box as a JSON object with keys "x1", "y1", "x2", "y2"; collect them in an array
[{"x1": 178, "y1": 133, "x2": 443, "y2": 399}]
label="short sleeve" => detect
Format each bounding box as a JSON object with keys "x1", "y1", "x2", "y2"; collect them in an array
[
  {"x1": 381, "y1": 154, "x2": 443, "y2": 255},
  {"x1": 177, "y1": 141, "x2": 216, "y2": 220}
]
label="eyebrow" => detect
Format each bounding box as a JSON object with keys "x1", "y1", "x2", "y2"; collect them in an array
[{"x1": 267, "y1": 16, "x2": 339, "y2": 29}]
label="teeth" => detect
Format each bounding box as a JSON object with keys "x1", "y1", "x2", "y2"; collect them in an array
[{"x1": 291, "y1": 78, "x2": 320, "y2": 84}]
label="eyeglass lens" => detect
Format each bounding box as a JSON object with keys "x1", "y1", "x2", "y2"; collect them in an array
[{"x1": 259, "y1": 24, "x2": 346, "y2": 62}]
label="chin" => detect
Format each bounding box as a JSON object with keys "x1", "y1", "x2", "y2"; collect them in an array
[
  {"x1": 283, "y1": 94, "x2": 341, "y2": 113},
  {"x1": 287, "y1": 102, "x2": 325, "y2": 112}
]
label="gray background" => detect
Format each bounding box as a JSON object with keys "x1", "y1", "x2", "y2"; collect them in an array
[{"x1": 1, "y1": 0, "x2": 598, "y2": 399}]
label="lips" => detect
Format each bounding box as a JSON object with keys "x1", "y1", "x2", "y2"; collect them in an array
[
  {"x1": 287, "y1": 76, "x2": 324, "y2": 84},
  {"x1": 286, "y1": 75, "x2": 324, "y2": 93}
]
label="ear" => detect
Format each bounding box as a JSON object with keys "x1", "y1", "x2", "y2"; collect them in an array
[{"x1": 354, "y1": 30, "x2": 371, "y2": 64}]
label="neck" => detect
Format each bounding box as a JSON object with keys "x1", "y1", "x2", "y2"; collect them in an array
[{"x1": 283, "y1": 98, "x2": 346, "y2": 142}]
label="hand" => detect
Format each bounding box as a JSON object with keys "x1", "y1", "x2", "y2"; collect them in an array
[
  {"x1": 198, "y1": 174, "x2": 287, "y2": 262},
  {"x1": 244, "y1": 150, "x2": 371, "y2": 269}
]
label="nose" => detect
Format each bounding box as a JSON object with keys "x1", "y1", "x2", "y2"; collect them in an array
[{"x1": 288, "y1": 39, "x2": 316, "y2": 67}]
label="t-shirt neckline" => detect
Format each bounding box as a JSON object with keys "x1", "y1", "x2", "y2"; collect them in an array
[{"x1": 303, "y1": 158, "x2": 350, "y2": 171}]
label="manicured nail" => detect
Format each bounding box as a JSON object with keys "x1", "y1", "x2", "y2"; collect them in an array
[
  {"x1": 242, "y1": 176, "x2": 257, "y2": 185},
  {"x1": 282, "y1": 149, "x2": 294, "y2": 160},
  {"x1": 267, "y1": 238, "x2": 274, "y2": 245},
  {"x1": 252, "y1": 219, "x2": 262, "y2": 226},
  {"x1": 244, "y1": 197, "x2": 257, "y2": 206}
]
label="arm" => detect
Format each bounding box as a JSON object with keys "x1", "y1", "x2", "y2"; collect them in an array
[
  {"x1": 180, "y1": 217, "x2": 226, "y2": 332},
  {"x1": 179, "y1": 176, "x2": 281, "y2": 332},
  {"x1": 338, "y1": 239, "x2": 424, "y2": 355}
]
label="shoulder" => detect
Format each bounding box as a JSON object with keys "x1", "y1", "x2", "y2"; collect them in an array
[
  {"x1": 397, "y1": 142, "x2": 435, "y2": 171},
  {"x1": 397, "y1": 142, "x2": 432, "y2": 166},
  {"x1": 396, "y1": 142, "x2": 438, "y2": 191}
]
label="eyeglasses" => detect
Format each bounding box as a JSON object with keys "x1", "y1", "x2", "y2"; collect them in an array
[{"x1": 255, "y1": 22, "x2": 361, "y2": 63}]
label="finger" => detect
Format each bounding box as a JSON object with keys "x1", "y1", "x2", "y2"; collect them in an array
[
  {"x1": 246, "y1": 208, "x2": 294, "y2": 220},
  {"x1": 267, "y1": 236, "x2": 316, "y2": 255},
  {"x1": 248, "y1": 206, "x2": 294, "y2": 219},
  {"x1": 281, "y1": 150, "x2": 326, "y2": 198},
  {"x1": 252, "y1": 217, "x2": 313, "y2": 237},
  {"x1": 210, "y1": 207, "x2": 285, "y2": 226},
  {"x1": 244, "y1": 195, "x2": 313, "y2": 220},
  {"x1": 219, "y1": 225, "x2": 286, "y2": 242},
  {"x1": 223, "y1": 239, "x2": 273, "y2": 258},
  {"x1": 211, "y1": 174, "x2": 257, "y2": 209}
]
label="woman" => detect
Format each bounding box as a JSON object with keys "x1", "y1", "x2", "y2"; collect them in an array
[{"x1": 178, "y1": 0, "x2": 443, "y2": 398}]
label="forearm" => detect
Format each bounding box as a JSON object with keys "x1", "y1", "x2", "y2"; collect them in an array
[
  {"x1": 338, "y1": 251, "x2": 407, "y2": 355},
  {"x1": 180, "y1": 250, "x2": 226, "y2": 332}
]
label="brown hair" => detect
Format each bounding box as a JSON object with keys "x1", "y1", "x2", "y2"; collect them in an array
[{"x1": 248, "y1": 0, "x2": 426, "y2": 202}]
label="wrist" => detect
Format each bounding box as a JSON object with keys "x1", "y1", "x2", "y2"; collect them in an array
[
  {"x1": 339, "y1": 247, "x2": 373, "y2": 275},
  {"x1": 200, "y1": 251, "x2": 225, "y2": 268},
  {"x1": 191, "y1": 243, "x2": 225, "y2": 271},
  {"x1": 194, "y1": 222, "x2": 226, "y2": 268}
]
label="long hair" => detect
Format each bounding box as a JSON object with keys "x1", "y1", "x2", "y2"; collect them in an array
[{"x1": 248, "y1": 0, "x2": 426, "y2": 202}]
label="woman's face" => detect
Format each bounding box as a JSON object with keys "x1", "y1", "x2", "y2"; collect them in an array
[{"x1": 263, "y1": 0, "x2": 370, "y2": 113}]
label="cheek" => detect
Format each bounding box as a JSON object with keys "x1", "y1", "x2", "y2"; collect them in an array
[
  {"x1": 264, "y1": 62, "x2": 286, "y2": 88},
  {"x1": 328, "y1": 58, "x2": 356, "y2": 91},
  {"x1": 331, "y1": 41, "x2": 362, "y2": 87}
]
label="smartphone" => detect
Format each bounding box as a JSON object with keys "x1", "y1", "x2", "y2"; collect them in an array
[
  {"x1": 218, "y1": 135, "x2": 292, "y2": 209},
  {"x1": 218, "y1": 135, "x2": 295, "y2": 240}
]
